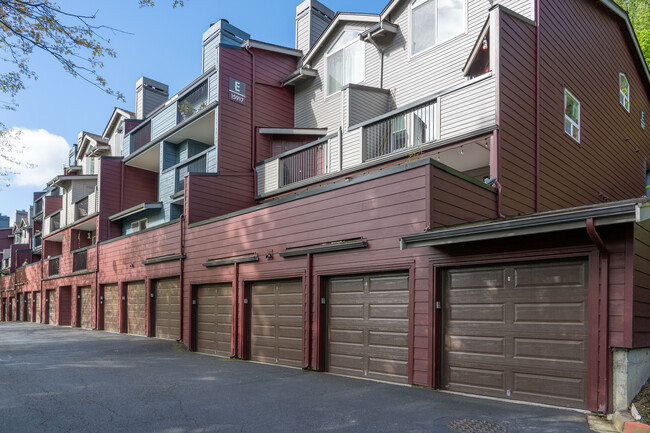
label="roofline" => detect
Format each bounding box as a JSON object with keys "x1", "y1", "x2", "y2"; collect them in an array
[
  {"x1": 302, "y1": 12, "x2": 381, "y2": 65},
  {"x1": 242, "y1": 39, "x2": 304, "y2": 57},
  {"x1": 102, "y1": 107, "x2": 135, "y2": 138},
  {"x1": 108, "y1": 202, "x2": 162, "y2": 221},
  {"x1": 258, "y1": 127, "x2": 328, "y2": 136},
  {"x1": 400, "y1": 199, "x2": 649, "y2": 249}
]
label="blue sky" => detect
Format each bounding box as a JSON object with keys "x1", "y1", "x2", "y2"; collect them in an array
[{"x1": 1, "y1": 0, "x2": 387, "y2": 223}]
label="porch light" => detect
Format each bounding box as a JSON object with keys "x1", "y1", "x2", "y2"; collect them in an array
[{"x1": 482, "y1": 39, "x2": 488, "y2": 50}]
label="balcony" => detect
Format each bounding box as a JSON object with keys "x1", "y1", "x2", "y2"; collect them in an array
[
  {"x1": 33, "y1": 235, "x2": 42, "y2": 250},
  {"x1": 33, "y1": 199, "x2": 43, "y2": 218},
  {"x1": 48, "y1": 212, "x2": 61, "y2": 234},
  {"x1": 130, "y1": 122, "x2": 152, "y2": 154},
  {"x1": 73, "y1": 191, "x2": 98, "y2": 223},
  {"x1": 48, "y1": 257, "x2": 59, "y2": 276},
  {"x1": 72, "y1": 249, "x2": 87, "y2": 272},
  {"x1": 363, "y1": 101, "x2": 436, "y2": 161},
  {"x1": 255, "y1": 73, "x2": 496, "y2": 197},
  {"x1": 175, "y1": 155, "x2": 207, "y2": 193},
  {"x1": 177, "y1": 81, "x2": 208, "y2": 123}
]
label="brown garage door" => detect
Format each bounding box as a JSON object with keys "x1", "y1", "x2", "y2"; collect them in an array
[
  {"x1": 195, "y1": 284, "x2": 232, "y2": 356},
  {"x1": 47, "y1": 290, "x2": 56, "y2": 325},
  {"x1": 327, "y1": 273, "x2": 410, "y2": 384},
  {"x1": 16, "y1": 294, "x2": 22, "y2": 321},
  {"x1": 80, "y1": 287, "x2": 92, "y2": 329},
  {"x1": 155, "y1": 278, "x2": 181, "y2": 341},
  {"x1": 35, "y1": 292, "x2": 41, "y2": 323},
  {"x1": 25, "y1": 293, "x2": 31, "y2": 322},
  {"x1": 126, "y1": 282, "x2": 146, "y2": 336},
  {"x1": 8, "y1": 298, "x2": 13, "y2": 321},
  {"x1": 250, "y1": 279, "x2": 302, "y2": 367},
  {"x1": 443, "y1": 260, "x2": 589, "y2": 409},
  {"x1": 103, "y1": 284, "x2": 119, "y2": 333}
]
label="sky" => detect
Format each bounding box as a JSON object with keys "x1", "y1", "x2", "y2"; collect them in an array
[{"x1": 0, "y1": 0, "x2": 387, "y2": 224}]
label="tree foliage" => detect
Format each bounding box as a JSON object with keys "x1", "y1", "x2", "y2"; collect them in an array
[{"x1": 616, "y1": 0, "x2": 650, "y2": 67}]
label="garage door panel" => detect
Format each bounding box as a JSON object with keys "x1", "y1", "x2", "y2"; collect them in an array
[
  {"x1": 514, "y1": 302, "x2": 586, "y2": 324},
  {"x1": 327, "y1": 273, "x2": 409, "y2": 384},
  {"x1": 103, "y1": 284, "x2": 119, "y2": 333},
  {"x1": 80, "y1": 287, "x2": 92, "y2": 329},
  {"x1": 444, "y1": 260, "x2": 588, "y2": 409},
  {"x1": 25, "y1": 294, "x2": 31, "y2": 322},
  {"x1": 47, "y1": 290, "x2": 56, "y2": 325},
  {"x1": 155, "y1": 278, "x2": 181, "y2": 341},
  {"x1": 250, "y1": 279, "x2": 302, "y2": 368},
  {"x1": 126, "y1": 282, "x2": 146, "y2": 336},
  {"x1": 196, "y1": 284, "x2": 232, "y2": 357},
  {"x1": 35, "y1": 293, "x2": 41, "y2": 323}
]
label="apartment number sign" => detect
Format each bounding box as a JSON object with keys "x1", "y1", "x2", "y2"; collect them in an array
[{"x1": 229, "y1": 78, "x2": 246, "y2": 105}]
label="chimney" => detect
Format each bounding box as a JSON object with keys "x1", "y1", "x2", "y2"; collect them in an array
[
  {"x1": 14, "y1": 210, "x2": 27, "y2": 225},
  {"x1": 202, "y1": 19, "x2": 250, "y2": 74},
  {"x1": 135, "y1": 77, "x2": 169, "y2": 119},
  {"x1": 296, "y1": 0, "x2": 334, "y2": 54},
  {"x1": 0, "y1": 214, "x2": 9, "y2": 229}
]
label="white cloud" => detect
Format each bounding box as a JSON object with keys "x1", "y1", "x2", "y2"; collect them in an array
[{"x1": 2, "y1": 127, "x2": 70, "y2": 187}]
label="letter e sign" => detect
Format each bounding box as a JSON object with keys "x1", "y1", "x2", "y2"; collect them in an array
[{"x1": 229, "y1": 78, "x2": 246, "y2": 105}]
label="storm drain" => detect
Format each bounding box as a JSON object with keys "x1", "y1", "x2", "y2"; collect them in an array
[{"x1": 446, "y1": 418, "x2": 507, "y2": 433}]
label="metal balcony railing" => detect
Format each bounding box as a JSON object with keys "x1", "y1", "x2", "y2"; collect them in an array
[
  {"x1": 75, "y1": 197, "x2": 89, "y2": 220},
  {"x1": 49, "y1": 258, "x2": 59, "y2": 276},
  {"x1": 363, "y1": 101, "x2": 436, "y2": 161},
  {"x1": 50, "y1": 214, "x2": 61, "y2": 233},
  {"x1": 279, "y1": 140, "x2": 329, "y2": 187},
  {"x1": 177, "y1": 81, "x2": 209, "y2": 123},
  {"x1": 73, "y1": 250, "x2": 87, "y2": 272},
  {"x1": 175, "y1": 155, "x2": 207, "y2": 193}
]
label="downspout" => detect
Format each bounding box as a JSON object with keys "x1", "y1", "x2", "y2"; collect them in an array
[
  {"x1": 534, "y1": 0, "x2": 541, "y2": 212},
  {"x1": 586, "y1": 217, "x2": 609, "y2": 413},
  {"x1": 178, "y1": 213, "x2": 186, "y2": 343},
  {"x1": 244, "y1": 43, "x2": 258, "y2": 196}
]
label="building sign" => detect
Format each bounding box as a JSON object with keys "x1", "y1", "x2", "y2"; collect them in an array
[{"x1": 229, "y1": 78, "x2": 246, "y2": 105}]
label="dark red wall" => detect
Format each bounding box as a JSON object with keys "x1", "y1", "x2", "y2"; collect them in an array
[
  {"x1": 633, "y1": 222, "x2": 650, "y2": 347},
  {"x1": 123, "y1": 165, "x2": 158, "y2": 209},
  {"x1": 537, "y1": 0, "x2": 650, "y2": 210},
  {"x1": 185, "y1": 175, "x2": 256, "y2": 225},
  {"x1": 43, "y1": 196, "x2": 62, "y2": 217}
]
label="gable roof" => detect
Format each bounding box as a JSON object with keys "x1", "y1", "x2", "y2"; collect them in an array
[
  {"x1": 102, "y1": 107, "x2": 135, "y2": 138},
  {"x1": 302, "y1": 12, "x2": 380, "y2": 65},
  {"x1": 76, "y1": 132, "x2": 109, "y2": 160}
]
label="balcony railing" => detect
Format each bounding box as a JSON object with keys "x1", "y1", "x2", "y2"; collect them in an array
[
  {"x1": 363, "y1": 100, "x2": 436, "y2": 161},
  {"x1": 33, "y1": 199, "x2": 43, "y2": 216},
  {"x1": 49, "y1": 214, "x2": 61, "y2": 233},
  {"x1": 73, "y1": 250, "x2": 87, "y2": 272},
  {"x1": 75, "y1": 196, "x2": 89, "y2": 220},
  {"x1": 279, "y1": 139, "x2": 329, "y2": 187},
  {"x1": 175, "y1": 155, "x2": 207, "y2": 193},
  {"x1": 177, "y1": 81, "x2": 208, "y2": 123},
  {"x1": 33, "y1": 235, "x2": 42, "y2": 250},
  {"x1": 49, "y1": 258, "x2": 59, "y2": 276},
  {"x1": 130, "y1": 122, "x2": 152, "y2": 154}
]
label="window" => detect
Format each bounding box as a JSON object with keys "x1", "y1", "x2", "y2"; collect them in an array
[
  {"x1": 89, "y1": 157, "x2": 96, "y2": 174},
  {"x1": 564, "y1": 89, "x2": 580, "y2": 142},
  {"x1": 620, "y1": 73, "x2": 630, "y2": 112},
  {"x1": 411, "y1": 0, "x2": 465, "y2": 55},
  {"x1": 642, "y1": 110, "x2": 646, "y2": 130},
  {"x1": 131, "y1": 219, "x2": 147, "y2": 233},
  {"x1": 326, "y1": 31, "x2": 364, "y2": 95}
]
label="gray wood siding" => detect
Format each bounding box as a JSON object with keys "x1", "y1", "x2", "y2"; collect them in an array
[
  {"x1": 158, "y1": 170, "x2": 176, "y2": 222},
  {"x1": 207, "y1": 147, "x2": 217, "y2": 173},
  {"x1": 310, "y1": 12, "x2": 331, "y2": 47},
  {"x1": 341, "y1": 128, "x2": 362, "y2": 169},
  {"x1": 151, "y1": 103, "x2": 177, "y2": 141},
  {"x1": 208, "y1": 72, "x2": 219, "y2": 104},
  {"x1": 294, "y1": 0, "x2": 531, "y2": 133},
  {"x1": 257, "y1": 159, "x2": 280, "y2": 195},
  {"x1": 348, "y1": 88, "x2": 391, "y2": 127},
  {"x1": 295, "y1": 21, "x2": 377, "y2": 132},
  {"x1": 439, "y1": 75, "x2": 496, "y2": 140},
  {"x1": 296, "y1": 10, "x2": 311, "y2": 53},
  {"x1": 203, "y1": 37, "x2": 219, "y2": 74}
]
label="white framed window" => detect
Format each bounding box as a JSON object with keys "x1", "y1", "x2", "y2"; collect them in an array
[
  {"x1": 620, "y1": 73, "x2": 630, "y2": 112},
  {"x1": 131, "y1": 218, "x2": 147, "y2": 233},
  {"x1": 564, "y1": 89, "x2": 580, "y2": 143},
  {"x1": 326, "y1": 31, "x2": 364, "y2": 96},
  {"x1": 410, "y1": 0, "x2": 466, "y2": 56},
  {"x1": 89, "y1": 157, "x2": 96, "y2": 175}
]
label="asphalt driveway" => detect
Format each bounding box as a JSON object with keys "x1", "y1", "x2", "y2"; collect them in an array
[{"x1": 0, "y1": 323, "x2": 592, "y2": 433}]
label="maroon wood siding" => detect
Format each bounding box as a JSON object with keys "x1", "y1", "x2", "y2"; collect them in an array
[
  {"x1": 537, "y1": 0, "x2": 650, "y2": 210},
  {"x1": 429, "y1": 165, "x2": 497, "y2": 227},
  {"x1": 185, "y1": 175, "x2": 256, "y2": 225},
  {"x1": 123, "y1": 165, "x2": 158, "y2": 209},
  {"x1": 98, "y1": 158, "x2": 125, "y2": 241},
  {"x1": 633, "y1": 222, "x2": 650, "y2": 347},
  {"x1": 43, "y1": 196, "x2": 62, "y2": 217},
  {"x1": 497, "y1": 8, "x2": 537, "y2": 215}
]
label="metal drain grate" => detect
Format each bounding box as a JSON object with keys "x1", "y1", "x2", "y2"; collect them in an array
[{"x1": 446, "y1": 418, "x2": 507, "y2": 433}]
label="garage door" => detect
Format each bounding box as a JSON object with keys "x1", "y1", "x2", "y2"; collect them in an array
[
  {"x1": 80, "y1": 287, "x2": 92, "y2": 329},
  {"x1": 35, "y1": 292, "x2": 41, "y2": 323},
  {"x1": 126, "y1": 282, "x2": 146, "y2": 336},
  {"x1": 250, "y1": 279, "x2": 302, "y2": 367},
  {"x1": 16, "y1": 294, "x2": 22, "y2": 321},
  {"x1": 8, "y1": 298, "x2": 13, "y2": 321},
  {"x1": 103, "y1": 284, "x2": 119, "y2": 333},
  {"x1": 327, "y1": 273, "x2": 410, "y2": 384},
  {"x1": 195, "y1": 284, "x2": 232, "y2": 356},
  {"x1": 443, "y1": 260, "x2": 589, "y2": 409},
  {"x1": 47, "y1": 290, "x2": 56, "y2": 325},
  {"x1": 155, "y1": 278, "x2": 181, "y2": 341},
  {"x1": 25, "y1": 293, "x2": 31, "y2": 322}
]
